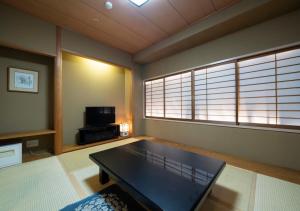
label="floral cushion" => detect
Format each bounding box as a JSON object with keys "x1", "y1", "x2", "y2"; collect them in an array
[{"x1": 60, "y1": 184, "x2": 146, "y2": 211}]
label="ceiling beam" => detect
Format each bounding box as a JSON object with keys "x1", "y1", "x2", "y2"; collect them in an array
[{"x1": 133, "y1": 0, "x2": 300, "y2": 64}]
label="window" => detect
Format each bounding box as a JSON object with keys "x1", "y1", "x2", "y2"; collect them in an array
[
  {"x1": 165, "y1": 72, "x2": 192, "y2": 119},
  {"x1": 145, "y1": 78, "x2": 164, "y2": 117},
  {"x1": 194, "y1": 63, "x2": 236, "y2": 122},
  {"x1": 144, "y1": 46, "x2": 300, "y2": 129},
  {"x1": 276, "y1": 49, "x2": 300, "y2": 126},
  {"x1": 238, "y1": 48, "x2": 300, "y2": 126},
  {"x1": 238, "y1": 55, "x2": 277, "y2": 124}
]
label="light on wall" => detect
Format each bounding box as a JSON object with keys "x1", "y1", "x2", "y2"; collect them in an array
[
  {"x1": 120, "y1": 123, "x2": 129, "y2": 136},
  {"x1": 129, "y1": 0, "x2": 149, "y2": 7}
]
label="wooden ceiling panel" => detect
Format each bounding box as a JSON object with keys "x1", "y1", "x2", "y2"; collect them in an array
[
  {"x1": 1, "y1": 0, "x2": 138, "y2": 52},
  {"x1": 169, "y1": 0, "x2": 215, "y2": 24},
  {"x1": 1, "y1": 0, "x2": 240, "y2": 54},
  {"x1": 82, "y1": 0, "x2": 168, "y2": 45},
  {"x1": 36, "y1": 0, "x2": 148, "y2": 50},
  {"x1": 136, "y1": 0, "x2": 188, "y2": 34},
  {"x1": 212, "y1": 0, "x2": 239, "y2": 10}
]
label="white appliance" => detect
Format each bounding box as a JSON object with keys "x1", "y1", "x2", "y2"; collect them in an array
[{"x1": 0, "y1": 143, "x2": 22, "y2": 168}]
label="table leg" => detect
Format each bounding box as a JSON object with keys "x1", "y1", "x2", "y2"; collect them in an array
[{"x1": 99, "y1": 168, "x2": 109, "y2": 184}]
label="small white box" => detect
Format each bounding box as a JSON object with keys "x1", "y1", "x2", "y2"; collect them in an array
[{"x1": 0, "y1": 143, "x2": 22, "y2": 168}]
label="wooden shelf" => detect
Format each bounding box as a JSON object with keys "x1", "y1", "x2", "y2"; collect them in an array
[
  {"x1": 62, "y1": 136, "x2": 130, "y2": 153},
  {"x1": 0, "y1": 129, "x2": 56, "y2": 141}
]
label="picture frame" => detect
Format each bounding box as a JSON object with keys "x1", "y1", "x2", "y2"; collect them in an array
[{"x1": 8, "y1": 67, "x2": 39, "y2": 93}]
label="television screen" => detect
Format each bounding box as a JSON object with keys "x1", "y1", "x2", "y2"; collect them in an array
[{"x1": 85, "y1": 107, "x2": 115, "y2": 127}]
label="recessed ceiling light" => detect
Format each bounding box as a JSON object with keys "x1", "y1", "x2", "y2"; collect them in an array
[
  {"x1": 129, "y1": 0, "x2": 149, "y2": 7},
  {"x1": 104, "y1": 1, "x2": 113, "y2": 10}
]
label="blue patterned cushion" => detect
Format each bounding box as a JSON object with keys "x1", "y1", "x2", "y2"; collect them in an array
[{"x1": 60, "y1": 184, "x2": 146, "y2": 211}]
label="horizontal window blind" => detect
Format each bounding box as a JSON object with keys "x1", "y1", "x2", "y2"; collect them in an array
[
  {"x1": 238, "y1": 55, "x2": 277, "y2": 124},
  {"x1": 194, "y1": 63, "x2": 236, "y2": 122},
  {"x1": 145, "y1": 79, "x2": 164, "y2": 117},
  {"x1": 238, "y1": 48, "x2": 300, "y2": 126},
  {"x1": 144, "y1": 46, "x2": 300, "y2": 129},
  {"x1": 165, "y1": 72, "x2": 192, "y2": 119},
  {"x1": 276, "y1": 48, "x2": 300, "y2": 126}
]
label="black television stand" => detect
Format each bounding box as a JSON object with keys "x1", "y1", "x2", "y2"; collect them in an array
[{"x1": 78, "y1": 124, "x2": 120, "y2": 145}]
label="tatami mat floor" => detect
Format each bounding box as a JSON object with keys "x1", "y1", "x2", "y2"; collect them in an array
[{"x1": 0, "y1": 137, "x2": 299, "y2": 211}]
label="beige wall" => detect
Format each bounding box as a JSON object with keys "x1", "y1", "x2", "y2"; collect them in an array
[
  {"x1": 0, "y1": 2, "x2": 144, "y2": 138},
  {"x1": 62, "y1": 53, "x2": 127, "y2": 145},
  {"x1": 61, "y1": 30, "x2": 145, "y2": 136},
  {"x1": 0, "y1": 3, "x2": 56, "y2": 56},
  {"x1": 142, "y1": 10, "x2": 300, "y2": 170},
  {"x1": 131, "y1": 64, "x2": 144, "y2": 136},
  {"x1": 0, "y1": 46, "x2": 53, "y2": 133},
  {"x1": 62, "y1": 29, "x2": 133, "y2": 69}
]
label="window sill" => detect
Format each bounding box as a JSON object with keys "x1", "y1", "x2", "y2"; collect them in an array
[{"x1": 143, "y1": 117, "x2": 300, "y2": 134}]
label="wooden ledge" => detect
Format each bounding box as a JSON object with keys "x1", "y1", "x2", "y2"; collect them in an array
[{"x1": 0, "y1": 129, "x2": 56, "y2": 141}]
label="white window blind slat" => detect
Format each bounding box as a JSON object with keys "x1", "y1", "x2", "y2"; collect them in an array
[
  {"x1": 277, "y1": 48, "x2": 300, "y2": 60},
  {"x1": 277, "y1": 57, "x2": 300, "y2": 67},
  {"x1": 277, "y1": 64, "x2": 300, "y2": 74},
  {"x1": 239, "y1": 68, "x2": 275, "y2": 79},
  {"x1": 239, "y1": 55, "x2": 275, "y2": 67},
  {"x1": 239, "y1": 62, "x2": 275, "y2": 74},
  {"x1": 240, "y1": 83, "x2": 276, "y2": 92}
]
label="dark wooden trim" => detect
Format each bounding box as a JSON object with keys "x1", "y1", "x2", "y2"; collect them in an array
[
  {"x1": 144, "y1": 81, "x2": 147, "y2": 117},
  {"x1": 163, "y1": 78, "x2": 166, "y2": 118},
  {"x1": 275, "y1": 53, "x2": 279, "y2": 125},
  {"x1": 205, "y1": 68, "x2": 208, "y2": 120},
  {"x1": 235, "y1": 61, "x2": 239, "y2": 125},
  {"x1": 145, "y1": 117, "x2": 300, "y2": 130},
  {"x1": 180, "y1": 74, "x2": 182, "y2": 118},
  {"x1": 191, "y1": 70, "x2": 195, "y2": 120},
  {"x1": 54, "y1": 26, "x2": 63, "y2": 155},
  {"x1": 145, "y1": 116, "x2": 236, "y2": 125},
  {"x1": 0, "y1": 42, "x2": 56, "y2": 57},
  {"x1": 238, "y1": 122, "x2": 300, "y2": 130}
]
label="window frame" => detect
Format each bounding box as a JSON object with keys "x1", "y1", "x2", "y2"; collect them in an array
[{"x1": 144, "y1": 44, "x2": 300, "y2": 130}]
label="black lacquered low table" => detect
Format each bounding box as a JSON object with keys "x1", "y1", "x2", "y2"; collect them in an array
[{"x1": 89, "y1": 140, "x2": 225, "y2": 211}]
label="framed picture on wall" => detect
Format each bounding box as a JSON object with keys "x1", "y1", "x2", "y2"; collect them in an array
[{"x1": 8, "y1": 67, "x2": 39, "y2": 93}]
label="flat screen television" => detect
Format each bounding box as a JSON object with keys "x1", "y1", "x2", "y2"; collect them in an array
[{"x1": 85, "y1": 107, "x2": 115, "y2": 127}]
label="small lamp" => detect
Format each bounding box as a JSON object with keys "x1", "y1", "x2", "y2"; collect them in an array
[{"x1": 120, "y1": 123, "x2": 129, "y2": 137}]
